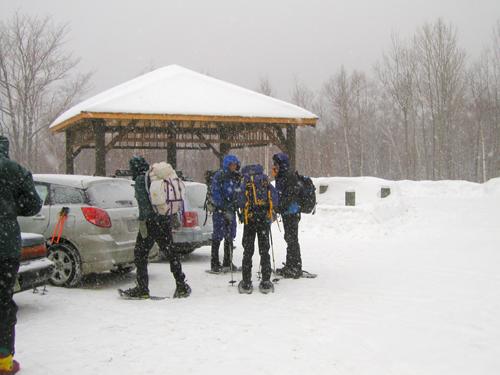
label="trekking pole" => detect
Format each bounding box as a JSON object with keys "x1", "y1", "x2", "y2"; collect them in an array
[
  {"x1": 269, "y1": 228, "x2": 280, "y2": 283},
  {"x1": 228, "y1": 238, "x2": 236, "y2": 286}
]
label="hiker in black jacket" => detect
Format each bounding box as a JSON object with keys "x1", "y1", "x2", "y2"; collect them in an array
[
  {"x1": 0, "y1": 136, "x2": 42, "y2": 374},
  {"x1": 272, "y1": 153, "x2": 303, "y2": 279},
  {"x1": 120, "y1": 156, "x2": 191, "y2": 299}
]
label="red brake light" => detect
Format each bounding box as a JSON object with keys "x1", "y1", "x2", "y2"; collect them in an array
[
  {"x1": 81, "y1": 206, "x2": 112, "y2": 228},
  {"x1": 182, "y1": 211, "x2": 199, "y2": 228}
]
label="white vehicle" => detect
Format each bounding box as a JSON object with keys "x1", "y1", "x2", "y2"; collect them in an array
[{"x1": 17, "y1": 174, "x2": 213, "y2": 287}]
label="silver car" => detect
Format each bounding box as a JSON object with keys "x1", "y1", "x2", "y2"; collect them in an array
[{"x1": 17, "y1": 174, "x2": 212, "y2": 287}]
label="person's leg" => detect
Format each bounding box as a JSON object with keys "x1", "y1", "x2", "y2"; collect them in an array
[
  {"x1": 0, "y1": 257, "x2": 20, "y2": 357},
  {"x1": 134, "y1": 220, "x2": 155, "y2": 292},
  {"x1": 283, "y1": 214, "x2": 302, "y2": 273},
  {"x1": 211, "y1": 212, "x2": 225, "y2": 270},
  {"x1": 256, "y1": 222, "x2": 271, "y2": 282},
  {"x1": 154, "y1": 216, "x2": 185, "y2": 284},
  {"x1": 241, "y1": 223, "x2": 257, "y2": 284}
]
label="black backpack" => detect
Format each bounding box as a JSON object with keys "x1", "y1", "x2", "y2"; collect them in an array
[
  {"x1": 202, "y1": 170, "x2": 218, "y2": 225},
  {"x1": 295, "y1": 172, "x2": 316, "y2": 214}
]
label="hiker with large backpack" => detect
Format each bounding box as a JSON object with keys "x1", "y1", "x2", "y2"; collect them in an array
[
  {"x1": 209, "y1": 155, "x2": 241, "y2": 273},
  {"x1": 120, "y1": 157, "x2": 191, "y2": 299},
  {"x1": 237, "y1": 164, "x2": 279, "y2": 294},
  {"x1": 272, "y1": 152, "x2": 316, "y2": 279}
]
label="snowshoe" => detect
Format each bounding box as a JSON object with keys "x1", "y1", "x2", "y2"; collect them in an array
[
  {"x1": 206, "y1": 263, "x2": 224, "y2": 274},
  {"x1": 259, "y1": 281, "x2": 274, "y2": 294},
  {"x1": 238, "y1": 280, "x2": 253, "y2": 294},
  {"x1": 173, "y1": 282, "x2": 192, "y2": 298},
  {"x1": 0, "y1": 355, "x2": 20, "y2": 375},
  {"x1": 222, "y1": 263, "x2": 241, "y2": 273},
  {"x1": 277, "y1": 266, "x2": 302, "y2": 279},
  {"x1": 118, "y1": 287, "x2": 150, "y2": 300}
]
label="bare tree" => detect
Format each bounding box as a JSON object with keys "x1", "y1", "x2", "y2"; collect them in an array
[
  {"x1": 0, "y1": 13, "x2": 91, "y2": 171},
  {"x1": 414, "y1": 19, "x2": 466, "y2": 179}
]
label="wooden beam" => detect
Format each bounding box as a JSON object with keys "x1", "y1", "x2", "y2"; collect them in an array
[
  {"x1": 50, "y1": 111, "x2": 318, "y2": 133},
  {"x1": 94, "y1": 121, "x2": 106, "y2": 176},
  {"x1": 65, "y1": 129, "x2": 75, "y2": 174}
]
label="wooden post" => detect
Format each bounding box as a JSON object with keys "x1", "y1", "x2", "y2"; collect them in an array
[
  {"x1": 345, "y1": 191, "x2": 355, "y2": 206},
  {"x1": 94, "y1": 121, "x2": 106, "y2": 176},
  {"x1": 286, "y1": 126, "x2": 296, "y2": 170},
  {"x1": 381, "y1": 187, "x2": 391, "y2": 198},
  {"x1": 219, "y1": 126, "x2": 231, "y2": 168},
  {"x1": 65, "y1": 129, "x2": 75, "y2": 175},
  {"x1": 167, "y1": 126, "x2": 177, "y2": 169}
]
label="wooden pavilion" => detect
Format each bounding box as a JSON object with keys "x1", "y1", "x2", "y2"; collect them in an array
[{"x1": 49, "y1": 65, "x2": 318, "y2": 176}]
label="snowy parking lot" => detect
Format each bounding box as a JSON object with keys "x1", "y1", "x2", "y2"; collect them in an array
[{"x1": 14, "y1": 178, "x2": 500, "y2": 375}]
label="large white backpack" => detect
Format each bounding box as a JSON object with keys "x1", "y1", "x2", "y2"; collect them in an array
[{"x1": 147, "y1": 162, "x2": 185, "y2": 216}]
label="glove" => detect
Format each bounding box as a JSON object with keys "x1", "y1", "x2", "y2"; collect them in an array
[
  {"x1": 139, "y1": 220, "x2": 148, "y2": 238},
  {"x1": 287, "y1": 202, "x2": 300, "y2": 215}
]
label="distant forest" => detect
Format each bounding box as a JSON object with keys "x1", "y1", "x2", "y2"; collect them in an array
[{"x1": 1, "y1": 16, "x2": 499, "y2": 182}]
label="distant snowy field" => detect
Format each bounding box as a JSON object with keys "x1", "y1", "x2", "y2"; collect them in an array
[{"x1": 15, "y1": 177, "x2": 500, "y2": 375}]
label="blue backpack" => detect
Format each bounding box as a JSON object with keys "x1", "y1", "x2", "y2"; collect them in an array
[{"x1": 240, "y1": 164, "x2": 273, "y2": 224}]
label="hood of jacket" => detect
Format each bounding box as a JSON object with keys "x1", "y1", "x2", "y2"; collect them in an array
[
  {"x1": 272, "y1": 152, "x2": 290, "y2": 173},
  {"x1": 222, "y1": 154, "x2": 240, "y2": 172},
  {"x1": 0, "y1": 136, "x2": 9, "y2": 158},
  {"x1": 129, "y1": 155, "x2": 150, "y2": 180}
]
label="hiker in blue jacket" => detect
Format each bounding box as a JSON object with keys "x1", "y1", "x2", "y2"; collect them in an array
[{"x1": 210, "y1": 155, "x2": 241, "y2": 273}]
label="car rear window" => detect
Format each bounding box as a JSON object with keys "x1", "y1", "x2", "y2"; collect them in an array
[
  {"x1": 52, "y1": 185, "x2": 86, "y2": 204},
  {"x1": 86, "y1": 180, "x2": 137, "y2": 209},
  {"x1": 185, "y1": 183, "x2": 207, "y2": 209}
]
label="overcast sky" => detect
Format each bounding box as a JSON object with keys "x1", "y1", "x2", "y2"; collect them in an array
[{"x1": 1, "y1": 0, "x2": 499, "y2": 101}]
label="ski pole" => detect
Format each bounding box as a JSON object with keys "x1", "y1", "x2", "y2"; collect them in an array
[
  {"x1": 228, "y1": 238, "x2": 236, "y2": 286},
  {"x1": 269, "y1": 227, "x2": 279, "y2": 283}
]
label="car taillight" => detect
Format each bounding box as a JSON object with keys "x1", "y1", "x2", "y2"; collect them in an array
[
  {"x1": 182, "y1": 211, "x2": 198, "y2": 228},
  {"x1": 21, "y1": 244, "x2": 48, "y2": 261},
  {"x1": 81, "y1": 206, "x2": 112, "y2": 228}
]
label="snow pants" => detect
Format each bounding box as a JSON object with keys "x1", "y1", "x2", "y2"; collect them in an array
[
  {"x1": 211, "y1": 211, "x2": 237, "y2": 268},
  {"x1": 283, "y1": 214, "x2": 302, "y2": 271},
  {"x1": 241, "y1": 217, "x2": 271, "y2": 284},
  {"x1": 0, "y1": 257, "x2": 19, "y2": 355},
  {"x1": 134, "y1": 216, "x2": 185, "y2": 291}
]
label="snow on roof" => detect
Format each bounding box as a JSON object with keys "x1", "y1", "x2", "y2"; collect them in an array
[{"x1": 50, "y1": 65, "x2": 318, "y2": 130}]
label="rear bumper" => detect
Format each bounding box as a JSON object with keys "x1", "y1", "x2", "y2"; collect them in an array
[
  {"x1": 15, "y1": 258, "x2": 55, "y2": 293},
  {"x1": 75, "y1": 234, "x2": 158, "y2": 274},
  {"x1": 173, "y1": 227, "x2": 212, "y2": 245}
]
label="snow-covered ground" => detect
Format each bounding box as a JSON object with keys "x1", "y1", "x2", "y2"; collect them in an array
[{"x1": 15, "y1": 177, "x2": 500, "y2": 375}]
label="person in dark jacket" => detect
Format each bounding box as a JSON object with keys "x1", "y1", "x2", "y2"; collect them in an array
[
  {"x1": 120, "y1": 156, "x2": 191, "y2": 299},
  {"x1": 272, "y1": 152, "x2": 303, "y2": 279},
  {"x1": 237, "y1": 164, "x2": 279, "y2": 294},
  {"x1": 210, "y1": 154, "x2": 241, "y2": 273},
  {"x1": 0, "y1": 136, "x2": 42, "y2": 374}
]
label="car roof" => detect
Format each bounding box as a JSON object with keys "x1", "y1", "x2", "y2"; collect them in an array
[{"x1": 34, "y1": 174, "x2": 131, "y2": 189}]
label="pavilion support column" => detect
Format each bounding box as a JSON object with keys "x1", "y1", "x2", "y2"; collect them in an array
[
  {"x1": 65, "y1": 129, "x2": 75, "y2": 175},
  {"x1": 219, "y1": 127, "x2": 231, "y2": 168},
  {"x1": 167, "y1": 127, "x2": 177, "y2": 169},
  {"x1": 94, "y1": 121, "x2": 107, "y2": 176},
  {"x1": 286, "y1": 126, "x2": 296, "y2": 170}
]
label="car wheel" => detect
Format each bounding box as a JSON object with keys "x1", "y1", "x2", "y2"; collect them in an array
[
  {"x1": 48, "y1": 243, "x2": 82, "y2": 287},
  {"x1": 110, "y1": 266, "x2": 135, "y2": 275}
]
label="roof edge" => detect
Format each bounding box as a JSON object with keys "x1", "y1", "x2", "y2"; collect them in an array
[{"x1": 50, "y1": 111, "x2": 318, "y2": 133}]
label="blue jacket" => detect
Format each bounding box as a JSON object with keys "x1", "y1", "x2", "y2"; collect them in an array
[
  {"x1": 272, "y1": 153, "x2": 300, "y2": 215},
  {"x1": 211, "y1": 155, "x2": 241, "y2": 213}
]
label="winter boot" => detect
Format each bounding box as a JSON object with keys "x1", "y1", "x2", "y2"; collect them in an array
[
  {"x1": 259, "y1": 280, "x2": 275, "y2": 294},
  {"x1": 282, "y1": 267, "x2": 302, "y2": 279},
  {"x1": 119, "y1": 286, "x2": 150, "y2": 299},
  {"x1": 173, "y1": 282, "x2": 192, "y2": 298},
  {"x1": 0, "y1": 354, "x2": 20, "y2": 374},
  {"x1": 238, "y1": 280, "x2": 253, "y2": 294},
  {"x1": 210, "y1": 262, "x2": 223, "y2": 273}
]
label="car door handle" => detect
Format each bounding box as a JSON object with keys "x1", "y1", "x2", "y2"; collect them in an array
[{"x1": 33, "y1": 215, "x2": 46, "y2": 220}]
